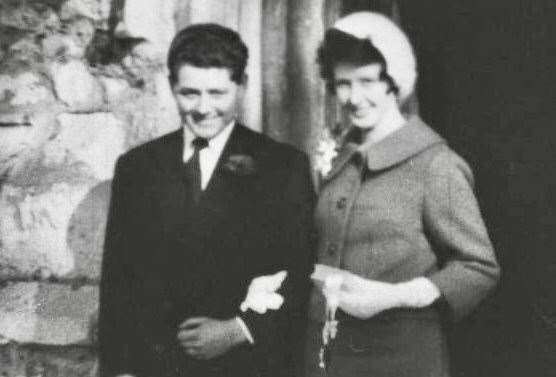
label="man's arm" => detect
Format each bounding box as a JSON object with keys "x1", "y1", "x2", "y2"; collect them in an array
[
  {"x1": 239, "y1": 151, "x2": 317, "y2": 372},
  {"x1": 98, "y1": 157, "x2": 136, "y2": 377},
  {"x1": 176, "y1": 151, "x2": 316, "y2": 371}
]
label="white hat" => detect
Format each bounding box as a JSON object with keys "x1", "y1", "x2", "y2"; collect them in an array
[{"x1": 333, "y1": 12, "x2": 417, "y2": 102}]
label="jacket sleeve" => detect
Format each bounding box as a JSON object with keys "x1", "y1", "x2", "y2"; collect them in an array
[
  {"x1": 424, "y1": 150, "x2": 500, "y2": 321},
  {"x1": 98, "y1": 156, "x2": 137, "y2": 377},
  {"x1": 239, "y1": 151, "x2": 317, "y2": 376}
]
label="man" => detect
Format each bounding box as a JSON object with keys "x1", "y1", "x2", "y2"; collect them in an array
[{"x1": 99, "y1": 23, "x2": 315, "y2": 377}]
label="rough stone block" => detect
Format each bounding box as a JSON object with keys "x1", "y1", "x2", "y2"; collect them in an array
[
  {"x1": 0, "y1": 112, "x2": 32, "y2": 127},
  {"x1": 61, "y1": 0, "x2": 111, "y2": 24},
  {"x1": 0, "y1": 282, "x2": 98, "y2": 345},
  {"x1": 42, "y1": 34, "x2": 79, "y2": 60},
  {"x1": 113, "y1": 71, "x2": 180, "y2": 148},
  {"x1": 153, "y1": 71, "x2": 181, "y2": 133},
  {"x1": 49, "y1": 60, "x2": 104, "y2": 111},
  {"x1": 0, "y1": 182, "x2": 102, "y2": 279},
  {"x1": 98, "y1": 76, "x2": 130, "y2": 105},
  {"x1": 0, "y1": 1, "x2": 60, "y2": 33},
  {"x1": 3, "y1": 37, "x2": 43, "y2": 71},
  {"x1": 67, "y1": 17, "x2": 96, "y2": 48},
  {"x1": 42, "y1": 112, "x2": 126, "y2": 180},
  {"x1": 0, "y1": 107, "x2": 70, "y2": 185},
  {"x1": 0, "y1": 122, "x2": 34, "y2": 179},
  {"x1": 0, "y1": 72, "x2": 55, "y2": 107},
  {"x1": 0, "y1": 107, "x2": 66, "y2": 183},
  {"x1": 114, "y1": 0, "x2": 176, "y2": 55},
  {"x1": 0, "y1": 344, "x2": 98, "y2": 377},
  {"x1": 65, "y1": 180, "x2": 111, "y2": 283},
  {"x1": 39, "y1": 17, "x2": 96, "y2": 61},
  {"x1": 0, "y1": 111, "x2": 123, "y2": 280}
]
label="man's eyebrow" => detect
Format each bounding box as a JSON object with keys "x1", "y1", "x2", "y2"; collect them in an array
[
  {"x1": 208, "y1": 88, "x2": 228, "y2": 93},
  {"x1": 178, "y1": 87, "x2": 200, "y2": 93}
]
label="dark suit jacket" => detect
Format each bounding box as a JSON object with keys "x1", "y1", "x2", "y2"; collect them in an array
[{"x1": 99, "y1": 124, "x2": 315, "y2": 377}]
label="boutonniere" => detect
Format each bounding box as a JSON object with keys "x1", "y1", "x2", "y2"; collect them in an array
[
  {"x1": 313, "y1": 128, "x2": 340, "y2": 178},
  {"x1": 223, "y1": 154, "x2": 257, "y2": 176}
]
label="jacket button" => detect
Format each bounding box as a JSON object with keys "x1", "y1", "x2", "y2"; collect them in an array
[
  {"x1": 336, "y1": 197, "x2": 347, "y2": 209},
  {"x1": 327, "y1": 244, "x2": 337, "y2": 255}
]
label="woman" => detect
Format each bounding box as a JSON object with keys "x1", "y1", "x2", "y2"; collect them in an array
[{"x1": 304, "y1": 12, "x2": 500, "y2": 377}]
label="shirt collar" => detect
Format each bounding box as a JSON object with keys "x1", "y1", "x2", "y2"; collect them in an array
[
  {"x1": 326, "y1": 115, "x2": 445, "y2": 179},
  {"x1": 182, "y1": 121, "x2": 236, "y2": 162}
]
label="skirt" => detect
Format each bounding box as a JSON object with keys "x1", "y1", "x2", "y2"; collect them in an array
[{"x1": 304, "y1": 308, "x2": 450, "y2": 377}]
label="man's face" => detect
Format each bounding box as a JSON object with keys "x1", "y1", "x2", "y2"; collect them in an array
[
  {"x1": 333, "y1": 62, "x2": 397, "y2": 130},
  {"x1": 172, "y1": 64, "x2": 243, "y2": 139}
]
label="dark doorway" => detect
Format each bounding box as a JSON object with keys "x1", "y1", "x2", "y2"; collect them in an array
[{"x1": 398, "y1": 1, "x2": 556, "y2": 376}]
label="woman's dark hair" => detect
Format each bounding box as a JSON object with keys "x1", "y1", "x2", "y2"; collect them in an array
[
  {"x1": 317, "y1": 28, "x2": 398, "y2": 94},
  {"x1": 167, "y1": 23, "x2": 248, "y2": 85}
]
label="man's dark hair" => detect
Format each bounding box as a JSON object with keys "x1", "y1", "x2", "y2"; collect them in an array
[
  {"x1": 167, "y1": 23, "x2": 248, "y2": 85},
  {"x1": 317, "y1": 28, "x2": 398, "y2": 94}
]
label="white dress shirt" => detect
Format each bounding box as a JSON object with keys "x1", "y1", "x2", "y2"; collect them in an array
[
  {"x1": 182, "y1": 121, "x2": 236, "y2": 190},
  {"x1": 181, "y1": 121, "x2": 255, "y2": 344}
]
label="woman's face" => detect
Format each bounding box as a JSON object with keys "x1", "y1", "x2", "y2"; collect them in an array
[{"x1": 333, "y1": 62, "x2": 398, "y2": 130}]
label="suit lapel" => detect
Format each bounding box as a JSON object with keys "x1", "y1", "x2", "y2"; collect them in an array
[
  {"x1": 150, "y1": 128, "x2": 186, "y2": 185},
  {"x1": 195, "y1": 124, "x2": 258, "y2": 233},
  {"x1": 146, "y1": 130, "x2": 196, "y2": 241}
]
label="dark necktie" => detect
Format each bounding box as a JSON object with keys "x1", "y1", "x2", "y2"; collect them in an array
[{"x1": 185, "y1": 137, "x2": 208, "y2": 204}]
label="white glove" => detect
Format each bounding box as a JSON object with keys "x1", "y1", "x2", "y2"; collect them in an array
[{"x1": 240, "y1": 271, "x2": 287, "y2": 314}]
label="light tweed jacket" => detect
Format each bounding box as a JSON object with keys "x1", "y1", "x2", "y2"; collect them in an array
[{"x1": 305, "y1": 116, "x2": 500, "y2": 377}]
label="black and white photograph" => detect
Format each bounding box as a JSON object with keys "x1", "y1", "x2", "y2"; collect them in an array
[{"x1": 0, "y1": 1, "x2": 554, "y2": 376}]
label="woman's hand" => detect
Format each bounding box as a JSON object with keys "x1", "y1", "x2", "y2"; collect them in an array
[
  {"x1": 334, "y1": 273, "x2": 441, "y2": 320},
  {"x1": 336, "y1": 273, "x2": 401, "y2": 319}
]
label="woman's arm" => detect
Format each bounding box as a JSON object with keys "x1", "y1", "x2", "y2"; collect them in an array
[
  {"x1": 332, "y1": 272, "x2": 440, "y2": 320},
  {"x1": 330, "y1": 149, "x2": 499, "y2": 321},
  {"x1": 423, "y1": 150, "x2": 501, "y2": 321}
]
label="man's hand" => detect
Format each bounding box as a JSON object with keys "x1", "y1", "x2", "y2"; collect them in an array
[{"x1": 177, "y1": 317, "x2": 247, "y2": 360}]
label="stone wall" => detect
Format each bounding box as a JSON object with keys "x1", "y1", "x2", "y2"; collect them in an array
[
  {"x1": 0, "y1": 0, "x2": 340, "y2": 374},
  {"x1": 0, "y1": 0, "x2": 180, "y2": 375}
]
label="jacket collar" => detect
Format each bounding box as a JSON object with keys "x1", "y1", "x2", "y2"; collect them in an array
[{"x1": 326, "y1": 116, "x2": 445, "y2": 180}]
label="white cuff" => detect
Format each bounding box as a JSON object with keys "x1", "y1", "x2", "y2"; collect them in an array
[{"x1": 235, "y1": 317, "x2": 254, "y2": 344}]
